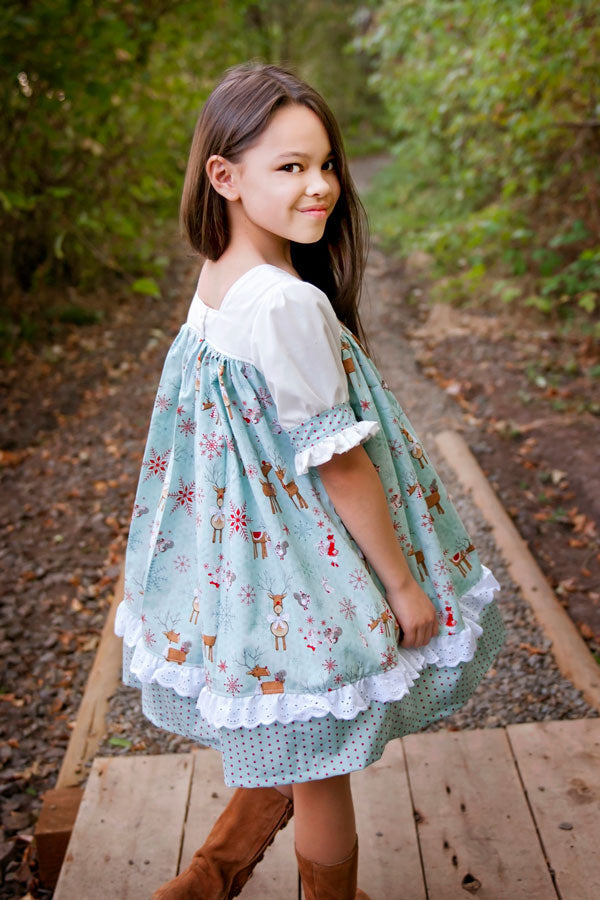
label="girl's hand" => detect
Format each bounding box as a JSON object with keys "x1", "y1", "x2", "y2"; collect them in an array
[{"x1": 386, "y1": 577, "x2": 440, "y2": 649}]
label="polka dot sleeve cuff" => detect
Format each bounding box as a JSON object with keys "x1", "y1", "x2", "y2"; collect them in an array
[{"x1": 288, "y1": 401, "x2": 380, "y2": 476}]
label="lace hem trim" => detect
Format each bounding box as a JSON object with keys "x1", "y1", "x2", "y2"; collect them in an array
[
  {"x1": 293, "y1": 419, "x2": 380, "y2": 476},
  {"x1": 115, "y1": 566, "x2": 500, "y2": 729}
]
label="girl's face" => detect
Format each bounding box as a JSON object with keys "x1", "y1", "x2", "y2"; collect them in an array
[{"x1": 219, "y1": 104, "x2": 341, "y2": 251}]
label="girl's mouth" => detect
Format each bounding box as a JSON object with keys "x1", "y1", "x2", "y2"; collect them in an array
[{"x1": 299, "y1": 208, "x2": 328, "y2": 218}]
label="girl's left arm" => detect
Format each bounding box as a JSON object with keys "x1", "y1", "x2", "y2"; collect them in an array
[{"x1": 317, "y1": 444, "x2": 439, "y2": 649}]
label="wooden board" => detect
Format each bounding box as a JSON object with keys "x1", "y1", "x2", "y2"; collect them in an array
[
  {"x1": 351, "y1": 738, "x2": 425, "y2": 900},
  {"x1": 33, "y1": 785, "x2": 83, "y2": 888},
  {"x1": 507, "y1": 718, "x2": 600, "y2": 899},
  {"x1": 36, "y1": 570, "x2": 127, "y2": 889},
  {"x1": 54, "y1": 754, "x2": 194, "y2": 900},
  {"x1": 56, "y1": 567, "x2": 125, "y2": 790},
  {"x1": 181, "y1": 747, "x2": 299, "y2": 899},
  {"x1": 403, "y1": 726, "x2": 556, "y2": 899},
  {"x1": 53, "y1": 721, "x2": 600, "y2": 899}
]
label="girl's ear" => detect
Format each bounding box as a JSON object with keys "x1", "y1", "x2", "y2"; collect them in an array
[{"x1": 205, "y1": 154, "x2": 240, "y2": 201}]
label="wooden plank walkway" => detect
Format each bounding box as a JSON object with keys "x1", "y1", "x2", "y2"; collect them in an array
[{"x1": 54, "y1": 718, "x2": 600, "y2": 900}]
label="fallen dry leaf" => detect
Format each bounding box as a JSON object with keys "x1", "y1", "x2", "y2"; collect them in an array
[{"x1": 519, "y1": 642, "x2": 547, "y2": 656}]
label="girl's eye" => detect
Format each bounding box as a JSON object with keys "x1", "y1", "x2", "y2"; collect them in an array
[{"x1": 280, "y1": 159, "x2": 336, "y2": 173}]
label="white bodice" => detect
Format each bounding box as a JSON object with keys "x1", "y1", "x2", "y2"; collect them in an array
[{"x1": 186, "y1": 264, "x2": 348, "y2": 431}]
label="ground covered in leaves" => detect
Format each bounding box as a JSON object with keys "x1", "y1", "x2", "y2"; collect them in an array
[
  {"x1": 0, "y1": 243, "x2": 598, "y2": 896},
  {"x1": 0, "y1": 244, "x2": 196, "y2": 896},
  {"x1": 401, "y1": 262, "x2": 600, "y2": 657}
]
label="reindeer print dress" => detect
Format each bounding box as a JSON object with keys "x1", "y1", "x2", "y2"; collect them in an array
[{"x1": 114, "y1": 263, "x2": 506, "y2": 787}]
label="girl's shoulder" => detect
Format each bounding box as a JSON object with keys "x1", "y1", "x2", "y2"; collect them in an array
[
  {"x1": 250, "y1": 267, "x2": 338, "y2": 329},
  {"x1": 250, "y1": 271, "x2": 343, "y2": 364},
  {"x1": 250, "y1": 264, "x2": 328, "y2": 307}
]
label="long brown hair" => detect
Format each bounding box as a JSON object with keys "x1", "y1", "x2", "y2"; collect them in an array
[{"x1": 180, "y1": 60, "x2": 372, "y2": 353}]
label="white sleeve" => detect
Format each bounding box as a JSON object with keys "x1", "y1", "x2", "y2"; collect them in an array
[{"x1": 251, "y1": 278, "x2": 380, "y2": 476}]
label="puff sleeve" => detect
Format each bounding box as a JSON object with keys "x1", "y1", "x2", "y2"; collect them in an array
[{"x1": 251, "y1": 278, "x2": 380, "y2": 476}]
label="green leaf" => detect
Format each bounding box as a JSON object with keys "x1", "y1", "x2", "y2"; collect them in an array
[
  {"x1": 108, "y1": 736, "x2": 132, "y2": 748},
  {"x1": 578, "y1": 293, "x2": 596, "y2": 313},
  {"x1": 500, "y1": 285, "x2": 521, "y2": 304},
  {"x1": 524, "y1": 295, "x2": 553, "y2": 314},
  {"x1": 54, "y1": 232, "x2": 66, "y2": 260},
  {"x1": 47, "y1": 186, "x2": 73, "y2": 199},
  {"x1": 132, "y1": 277, "x2": 160, "y2": 298}
]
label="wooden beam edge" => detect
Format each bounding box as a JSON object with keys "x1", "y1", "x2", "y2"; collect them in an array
[
  {"x1": 34, "y1": 565, "x2": 125, "y2": 888},
  {"x1": 434, "y1": 429, "x2": 600, "y2": 713},
  {"x1": 55, "y1": 565, "x2": 125, "y2": 789}
]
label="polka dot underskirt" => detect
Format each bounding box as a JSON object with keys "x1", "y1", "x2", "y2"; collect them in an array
[{"x1": 121, "y1": 599, "x2": 505, "y2": 788}]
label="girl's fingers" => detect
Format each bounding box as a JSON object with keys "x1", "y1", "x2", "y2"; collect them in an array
[{"x1": 398, "y1": 616, "x2": 439, "y2": 648}]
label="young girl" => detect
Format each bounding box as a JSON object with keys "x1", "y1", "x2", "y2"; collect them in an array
[{"x1": 114, "y1": 61, "x2": 506, "y2": 899}]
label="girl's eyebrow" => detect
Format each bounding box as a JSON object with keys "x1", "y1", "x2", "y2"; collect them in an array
[{"x1": 274, "y1": 150, "x2": 335, "y2": 160}]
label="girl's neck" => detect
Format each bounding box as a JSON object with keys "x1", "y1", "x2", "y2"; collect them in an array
[
  {"x1": 211, "y1": 241, "x2": 297, "y2": 279},
  {"x1": 219, "y1": 210, "x2": 296, "y2": 274}
]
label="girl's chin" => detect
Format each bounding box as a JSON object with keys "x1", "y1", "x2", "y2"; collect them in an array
[
  {"x1": 291, "y1": 222, "x2": 328, "y2": 243},
  {"x1": 292, "y1": 234, "x2": 326, "y2": 245}
]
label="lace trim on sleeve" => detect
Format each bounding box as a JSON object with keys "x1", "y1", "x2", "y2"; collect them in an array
[{"x1": 287, "y1": 400, "x2": 380, "y2": 476}]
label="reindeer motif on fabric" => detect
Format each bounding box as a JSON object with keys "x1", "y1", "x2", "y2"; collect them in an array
[
  {"x1": 367, "y1": 608, "x2": 397, "y2": 638},
  {"x1": 201, "y1": 397, "x2": 221, "y2": 425},
  {"x1": 202, "y1": 633, "x2": 216, "y2": 662},
  {"x1": 424, "y1": 479, "x2": 445, "y2": 517},
  {"x1": 401, "y1": 426, "x2": 428, "y2": 469},
  {"x1": 236, "y1": 647, "x2": 269, "y2": 680},
  {"x1": 206, "y1": 465, "x2": 226, "y2": 544},
  {"x1": 235, "y1": 647, "x2": 286, "y2": 694},
  {"x1": 194, "y1": 342, "x2": 209, "y2": 394},
  {"x1": 189, "y1": 591, "x2": 200, "y2": 625},
  {"x1": 451, "y1": 541, "x2": 475, "y2": 576},
  {"x1": 217, "y1": 362, "x2": 233, "y2": 420},
  {"x1": 260, "y1": 573, "x2": 292, "y2": 651},
  {"x1": 341, "y1": 338, "x2": 355, "y2": 374},
  {"x1": 251, "y1": 528, "x2": 270, "y2": 560},
  {"x1": 259, "y1": 460, "x2": 282, "y2": 514},
  {"x1": 273, "y1": 452, "x2": 308, "y2": 510},
  {"x1": 407, "y1": 545, "x2": 429, "y2": 582},
  {"x1": 158, "y1": 611, "x2": 191, "y2": 664}
]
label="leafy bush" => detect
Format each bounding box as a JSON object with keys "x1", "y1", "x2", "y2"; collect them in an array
[
  {"x1": 1, "y1": 0, "x2": 384, "y2": 313},
  {"x1": 356, "y1": 0, "x2": 600, "y2": 325}
]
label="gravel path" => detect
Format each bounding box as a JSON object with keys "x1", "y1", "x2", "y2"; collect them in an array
[{"x1": 98, "y1": 244, "x2": 598, "y2": 767}]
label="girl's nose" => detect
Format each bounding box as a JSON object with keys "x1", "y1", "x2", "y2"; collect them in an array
[{"x1": 306, "y1": 169, "x2": 332, "y2": 196}]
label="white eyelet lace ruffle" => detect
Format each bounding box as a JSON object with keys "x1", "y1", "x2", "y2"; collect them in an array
[
  {"x1": 115, "y1": 565, "x2": 500, "y2": 729},
  {"x1": 114, "y1": 605, "x2": 205, "y2": 697},
  {"x1": 293, "y1": 420, "x2": 381, "y2": 476}
]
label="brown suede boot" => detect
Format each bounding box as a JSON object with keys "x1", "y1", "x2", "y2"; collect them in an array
[
  {"x1": 151, "y1": 786, "x2": 293, "y2": 899},
  {"x1": 295, "y1": 834, "x2": 371, "y2": 900}
]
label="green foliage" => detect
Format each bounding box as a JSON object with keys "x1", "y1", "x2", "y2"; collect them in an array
[
  {"x1": 356, "y1": 0, "x2": 600, "y2": 322},
  {"x1": 1, "y1": 0, "x2": 215, "y2": 297},
  {"x1": 1, "y1": 0, "x2": 384, "y2": 336},
  {"x1": 108, "y1": 736, "x2": 133, "y2": 749},
  {"x1": 132, "y1": 277, "x2": 161, "y2": 298}
]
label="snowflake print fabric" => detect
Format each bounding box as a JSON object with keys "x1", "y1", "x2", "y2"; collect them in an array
[{"x1": 114, "y1": 266, "x2": 506, "y2": 787}]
